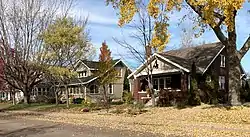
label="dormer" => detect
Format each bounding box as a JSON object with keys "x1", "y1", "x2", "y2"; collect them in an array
[{"x1": 74, "y1": 60, "x2": 99, "y2": 78}]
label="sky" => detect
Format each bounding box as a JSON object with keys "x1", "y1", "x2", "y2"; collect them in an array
[{"x1": 71, "y1": 0, "x2": 250, "y2": 72}]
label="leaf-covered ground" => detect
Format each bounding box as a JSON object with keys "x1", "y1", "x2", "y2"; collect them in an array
[{"x1": 8, "y1": 105, "x2": 250, "y2": 137}]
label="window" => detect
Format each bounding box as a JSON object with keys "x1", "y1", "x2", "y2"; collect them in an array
[
  {"x1": 219, "y1": 76, "x2": 225, "y2": 90},
  {"x1": 220, "y1": 54, "x2": 225, "y2": 67},
  {"x1": 109, "y1": 84, "x2": 114, "y2": 94},
  {"x1": 75, "y1": 87, "x2": 79, "y2": 94},
  {"x1": 69, "y1": 87, "x2": 73, "y2": 94},
  {"x1": 165, "y1": 77, "x2": 171, "y2": 88},
  {"x1": 140, "y1": 79, "x2": 148, "y2": 91},
  {"x1": 79, "y1": 71, "x2": 87, "y2": 78},
  {"x1": 153, "y1": 79, "x2": 159, "y2": 90},
  {"x1": 72, "y1": 87, "x2": 76, "y2": 94},
  {"x1": 38, "y1": 88, "x2": 41, "y2": 95},
  {"x1": 90, "y1": 85, "x2": 99, "y2": 94},
  {"x1": 159, "y1": 78, "x2": 164, "y2": 89}
]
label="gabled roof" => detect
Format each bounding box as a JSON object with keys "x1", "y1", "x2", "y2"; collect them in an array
[
  {"x1": 70, "y1": 59, "x2": 130, "y2": 85},
  {"x1": 80, "y1": 59, "x2": 121, "y2": 69},
  {"x1": 158, "y1": 42, "x2": 224, "y2": 73},
  {"x1": 128, "y1": 42, "x2": 225, "y2": 79}
]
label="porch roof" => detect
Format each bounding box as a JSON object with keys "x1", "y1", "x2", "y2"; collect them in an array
[
  {"x1": 136, "y1": 69, "x2": 182, "y2": 77},
  {"x1": 68, "y1": 76, "x2": 98, "y2": 86}
]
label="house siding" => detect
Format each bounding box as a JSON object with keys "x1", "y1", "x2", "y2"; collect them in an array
[{"x1": 199, "y1": 48, "x2": 228, "y2": 103}]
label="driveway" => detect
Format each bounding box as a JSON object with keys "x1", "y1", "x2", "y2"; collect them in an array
[{"x1": 0, "y1": 117, "x2": 161, "y2": 137}]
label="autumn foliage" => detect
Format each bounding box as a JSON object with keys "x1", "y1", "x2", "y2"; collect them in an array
[
  {"x1": 107, "y1": 0, "x2": 250, "y2": 105},
  {"x1": 96, "y1": 41, "x2": 118, "y2": 111}
]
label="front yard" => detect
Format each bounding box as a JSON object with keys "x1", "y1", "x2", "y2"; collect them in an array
[{"x1": 1, "y1": 103, "x2": 250, "y2": 137}]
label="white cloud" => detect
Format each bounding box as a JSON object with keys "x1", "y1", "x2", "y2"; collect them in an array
[{"x1": 69, "y1": 9, "x2": 118, "y2": 25}]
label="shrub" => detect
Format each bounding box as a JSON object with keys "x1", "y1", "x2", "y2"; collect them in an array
[
  {"x1": 81, "y1": 98, "x2": 97, "y2": 111},
  {"x1": 73, "y1": 98, "x2": 83, "y2": 104},
  {"x1": 122, "y1": 91, "x2": 133, "y2": 104},
  {"x1": 111, "y1": 100, "x2": 124, "y2": 105},
  {"x1": 188, "y1": 79, "x2": 201, "y2": 106}
]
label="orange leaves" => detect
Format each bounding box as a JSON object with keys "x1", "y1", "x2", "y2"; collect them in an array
[{"x1": 99, "y1": 41, "x2": 112, "y2": 62}]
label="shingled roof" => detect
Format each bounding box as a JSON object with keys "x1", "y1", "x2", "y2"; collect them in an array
[
  {"x1": 158, "y1": 42, "x2": 224, "y2": 73},
  {"x1": 81, "y1": 59, "x2": 121, "y2": 69}
]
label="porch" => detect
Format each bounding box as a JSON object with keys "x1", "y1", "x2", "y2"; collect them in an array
[{"x1": 133, "y1": 72, "x2": 189, "y2": 103}]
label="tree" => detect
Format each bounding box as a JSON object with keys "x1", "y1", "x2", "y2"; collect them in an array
[
  {"x1": 0, "y1": 0, "x2": 75, "y2": 104},
  {"x1": 180, "y1": 27, "x2": 196, "y2": 48},
  {"x1": 113, "y1": 1, "x2": 170, "y2": 106},
  {"x1": 96, "y1": 41, "x2": 118, "y2": 112},
  {"x1": 40, "y1": 17, "x2": 93, "y2": 108},
  {"x1": 107, "y1": 0, "x2": 250, "y2": 105}
]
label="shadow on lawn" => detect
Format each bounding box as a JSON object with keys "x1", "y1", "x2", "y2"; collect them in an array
[{"x1": 0, "y1": 124, "x2": 58, "y2": 137}]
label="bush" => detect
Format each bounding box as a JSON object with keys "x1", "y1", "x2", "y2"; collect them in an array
[
  {"x1": 81, "y1": 98, "x2": 97, "y2": 111},
  {"x1": 72, "y1": 98, "x2": 83, "y2": 104},
  {"x1": 188, "y1": 79, "x2": 201, "y2": 106},
  {"x1": 122, "y1": 91, "x2": 133, "y2": 104},
  {"x1": 111, "y1": 100, "x2": 124, "y2": 105}
]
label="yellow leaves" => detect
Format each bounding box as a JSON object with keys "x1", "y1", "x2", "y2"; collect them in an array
[
  {"x1": 188, "y1": 0, "x2": 245, "y2": 32},
  {"x1": 151, "y1": 22, "x2": 170, "y2": 52},
  {"x1": 147, "y1": 0, "x2": 161, "y2": 18},
  {"x1": 117, "y1": 0, "x2": 137, "y2": 26},
  {"x1": 108, "y1": 0, "x2": 247, "y2": 53},
  {"x1": 166, "y1": 0, "x2": 183, "y2": 11}
]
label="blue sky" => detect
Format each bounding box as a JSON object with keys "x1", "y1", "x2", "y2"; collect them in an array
[{"x1": 71, "y1": 0, "x2": 250, "y2": 72}]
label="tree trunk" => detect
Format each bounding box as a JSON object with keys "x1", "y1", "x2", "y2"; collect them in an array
[
  {"x1": 23, "y1": 87, "x2": 30, "y2": 104},
  {"x1": 65, "y1": 85, "x2": 69, "y2": 108},
  {"x1": 227, "y1": 43, "x2": 241, "y2": 105},
  {"x1": 12, "y1": 92, "x2": 16, "y2": 105},
  {"x1": 103, "y1": 85, "x2": 109, "y2": 112},
  {"x1": 55, "y1": 91, "x2": 59, "y2": 106},
  {"x1": 23, "y1": 93, "x2": 30, "y2": 104}
]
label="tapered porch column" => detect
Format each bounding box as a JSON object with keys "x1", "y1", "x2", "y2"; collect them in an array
[
  {"x1": 84, "y1": 86, "x2": 87, "y2": 101},
  {"x1": 133, "y1": 78, "x2": 140, "y2": 101}
]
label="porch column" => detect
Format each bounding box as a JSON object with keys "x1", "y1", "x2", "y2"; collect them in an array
[
  {"x1": 84, "y1": 86, "x2": 87, "y2": 101},
  {"x1": 8, "y1": 92, "x2": 11, "y2": 100},
  {"x1": 180, "y1": 73, "x2": 188, "y2": 100},
  {"x1": 133, "y1": 78, "x2": 140, "y2": 101}
]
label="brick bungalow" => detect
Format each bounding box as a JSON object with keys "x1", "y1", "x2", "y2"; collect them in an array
[{"x1": 128, "y1": 42, "x2": 246, "y2": 104}]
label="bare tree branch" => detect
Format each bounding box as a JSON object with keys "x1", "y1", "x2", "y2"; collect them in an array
[{"x1": 238, "y1": 35, "x2": 250, "y2": 59}]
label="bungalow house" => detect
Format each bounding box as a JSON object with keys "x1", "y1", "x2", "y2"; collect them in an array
[
  {"x1": 31, "y1": 59, "x2": 131, "y2": 102},
  {"x1": 128, "y1": 42, "x2": 246, "y2": 104}
]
